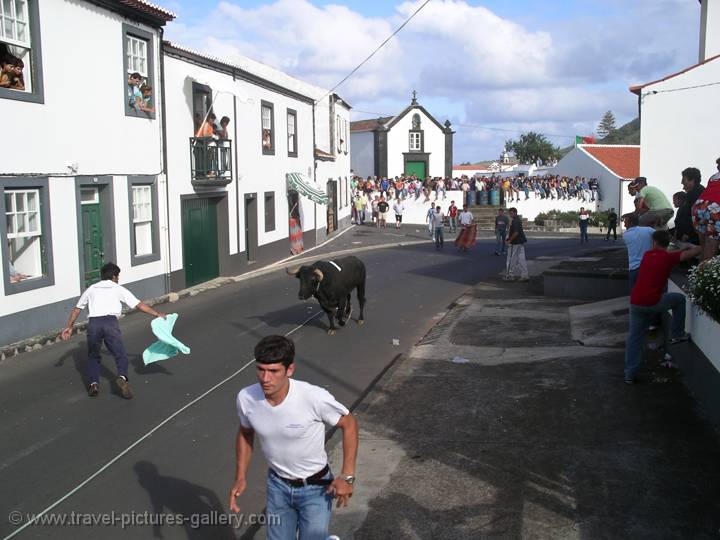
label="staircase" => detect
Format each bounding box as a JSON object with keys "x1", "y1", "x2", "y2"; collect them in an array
[{"x1": 469, "y1": 205, "x2": 502, "y2": 229}]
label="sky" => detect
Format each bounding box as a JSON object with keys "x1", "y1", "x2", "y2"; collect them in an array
[{"x1": 162, "y1": 0, "x2": 701, "y2": 163}]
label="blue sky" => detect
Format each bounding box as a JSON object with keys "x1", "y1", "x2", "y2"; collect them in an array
[{"x1": 163, "y1": 0, "x2": 701, "y2": 162}]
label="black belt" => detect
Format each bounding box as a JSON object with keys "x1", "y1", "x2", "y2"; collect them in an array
[{"x1": 272, "y1": 465, "x2": 331, "y2": 487}]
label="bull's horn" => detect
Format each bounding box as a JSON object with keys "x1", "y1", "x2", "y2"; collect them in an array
[
  {"x1": 313, "y1": 268, "x2": 324, "y2": 282},
  {"x1": 286, "y1": 265, "x2": 301, "y2": 276}
]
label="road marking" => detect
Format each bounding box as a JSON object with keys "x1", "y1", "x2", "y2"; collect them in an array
[{"x1": 2, "y1": 310, "x2": 324, "y2": 540}]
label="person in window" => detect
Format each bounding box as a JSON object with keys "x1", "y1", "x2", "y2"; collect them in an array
[
  {"x1": 216, "y1": 116, "x2": 230, "y2": 139},
  {"x1": 127, "y1": 72, "x2": 142, "y2": 110},
  {"x1": 0, "y1": 55, "x2": 25, "y2": 91},
  {"x1": 8, "y1": 261, "x2": 28, "y2": 283},
  {"x1": 138, "y1": 84, "x2": 155, "y2": 114},
  {"x1": 262, "y1": 128, "x2": 272, "y2": 150}
]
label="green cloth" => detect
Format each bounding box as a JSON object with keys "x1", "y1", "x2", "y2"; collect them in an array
[
  {"x1": 640, "y1": 186, "x2": 672, "y2": 211},
  {"x1": 143, "y1": 313, "x2": 190, "y2": 365}
]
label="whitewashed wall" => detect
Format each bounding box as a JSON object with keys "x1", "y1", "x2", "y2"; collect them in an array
[
  {"x1": 1, "y1": 1, "x2": 162, "y2": 175},
  {"x1": 509, "y1": 194, "x2": 600, "y2": 222},
  {"x1": 350, "y1": 131, "x2": 374, "y2": 178},
  {"x1": 387, "y1": 108, "x2": 446, "y2": 178},
  {"x1": 638, "y1": 59, "x2": 720, "y2": 204}
]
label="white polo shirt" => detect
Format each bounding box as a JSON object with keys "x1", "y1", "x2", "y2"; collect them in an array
[
  {"x1": 76, "y1": 280, "x2": 141, "y2": 318},
  {"x1": 236, "y1": 378, "x2": 349, "y2": 479},
  {"x1": 459, "y1": 211, "x2": 473, "y2": 226}
]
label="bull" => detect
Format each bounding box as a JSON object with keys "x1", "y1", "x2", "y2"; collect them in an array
[{"x1": 286, "y1": 256, "x2": 366, "y2": 335}]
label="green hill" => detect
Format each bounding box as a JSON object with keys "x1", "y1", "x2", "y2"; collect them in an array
[{"x1": 559, "y1": 117, "x2": 640, "y2": 157}]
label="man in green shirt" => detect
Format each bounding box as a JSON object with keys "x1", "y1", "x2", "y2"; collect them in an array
[{"x1": 634, "y1": 177, "x2": 673, "y2": 228}]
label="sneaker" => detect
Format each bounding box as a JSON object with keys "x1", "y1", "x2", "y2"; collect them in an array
[
  {"x1": 88, "y1": 383, "x2": 99, "y2": 397},
  {"x1": 660, "y1": 354, "x2": 678, "y2": 369},
  {"x1": 116, "y1": 376, "x2": 133, "y2": 399},
  {"x1": 670, "y1": 332, "x2": 691, "y2": 345}
]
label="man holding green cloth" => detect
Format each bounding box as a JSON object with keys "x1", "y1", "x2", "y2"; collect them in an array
[{"x1": 634, "y1": 177, "x2": 673, "y2": 228}]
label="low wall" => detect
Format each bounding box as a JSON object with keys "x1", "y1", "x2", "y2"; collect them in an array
[
  {"x1": 358, "y1": 190, "x2": 464, "y2": 225},
  {"x1": 510, "y1": 193, "x2": 600, "y2": 221}
]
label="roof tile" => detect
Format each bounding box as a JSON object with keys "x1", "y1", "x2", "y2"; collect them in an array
[{"x1": 580, "y1": 145, "x2": 640, "y2": 179}]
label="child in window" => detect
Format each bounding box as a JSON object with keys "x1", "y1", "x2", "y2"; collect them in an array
[
  {"x1": 0, "y1": 55, "x2": 25, "y2": 91},
  {"x1": 139, "y1": 84, "x2": 155, "y2": 114}
]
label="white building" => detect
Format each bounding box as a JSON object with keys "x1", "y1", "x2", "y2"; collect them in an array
[
  {"x1": 630, "y1": 0, "x2": 720, "y2": 196},
  {"x1": 350, "y1": 92, "x2": 454, "y2": 179},
  {"x1": 0, "y1": 0, "x2": 351, "y2": 346},
  {"x1": 553, "y1": 145, "x2": 640, "y2": 216}
]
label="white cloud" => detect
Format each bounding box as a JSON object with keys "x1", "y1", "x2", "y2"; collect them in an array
[{"x1": 164, "y1": 0, "x2": 701, "y2": 161}]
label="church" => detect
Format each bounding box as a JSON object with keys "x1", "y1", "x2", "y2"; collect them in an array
[{"x1": 350, "y1": 92, "x2": 454, "y2": 179}]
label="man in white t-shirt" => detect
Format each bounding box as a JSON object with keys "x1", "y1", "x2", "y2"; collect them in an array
[
  {"x1": 60, "y1": 262, "x2": 165, "y2": 398},
  {"x1": 392, "y1": 197, "x2": 405, "y2": 229},
  {"x1": 432, "y1": 205, "x2": 446, "y2": 249},
  {"x1": 230, "y1": 335, "x2": 358, "y2": 540}
]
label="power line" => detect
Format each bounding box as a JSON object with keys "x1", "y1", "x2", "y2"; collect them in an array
[
  {"x1": 315, "y1": 0, "x2": 433, "y2": 104},
  {"x1": 352, "y1": 109, "x2": 576, "y2": 139},
  {"x1": 643, "y1": 80, "x2": 720, "y2": 96}
]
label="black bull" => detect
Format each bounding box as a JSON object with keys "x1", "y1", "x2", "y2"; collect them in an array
[{"x1": 286, "y1": 256, "x2": 366, "y2": 335}]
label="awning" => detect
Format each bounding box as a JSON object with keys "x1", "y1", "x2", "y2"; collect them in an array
[{"x1": 286, "y1": 172, "x2": 328, "y2": 205}]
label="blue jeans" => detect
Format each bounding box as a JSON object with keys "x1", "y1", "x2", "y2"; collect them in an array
[
  {"x1": 435, "y1": 226, "x2": 444, "y2": 247},
  {"x1": 87, "y1": 316, "x2": 129, "y2": 384},
  {"x1": 628, "y1": 269, "x2": 639, "y2": 293},
  {"x1": 495, "y1": 229, "x2": 506, "y2": 254},
  {"x1": 624, "y1": 293, "x2": 686, "y2": 381},
  {"x1": 579, "y1": 222, "x2": 589, "y2": 242},
  {"x1": 449, "y1": 216, "x2": 457, "y2": 232},
  {"x1": 266, "y1": 469, "x2": 333, "y2": 540}
]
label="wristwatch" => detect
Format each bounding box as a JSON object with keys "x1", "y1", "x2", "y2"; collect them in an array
[{"x1": 341, "y1": 474, "x2": 355, "y2": 485}]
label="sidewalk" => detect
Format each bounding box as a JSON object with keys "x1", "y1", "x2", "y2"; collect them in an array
[{"x1": 327, "y1": 252, "x2": 720, "y2": 539}]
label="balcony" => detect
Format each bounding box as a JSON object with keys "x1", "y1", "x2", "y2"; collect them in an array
[{"x1": 190, "y1": 138, "x2": 233, "y2": 187}]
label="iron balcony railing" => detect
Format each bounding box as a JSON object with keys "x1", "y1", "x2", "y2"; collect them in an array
[{"x1": 190, "y1": 137, "x2": 232, "y2": 183}]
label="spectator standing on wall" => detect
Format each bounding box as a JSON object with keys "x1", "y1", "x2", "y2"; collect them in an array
[
  {"x1": 622, "y1": 213, "x2": 655, "y2": 292},
  {"x1": 623, "y1": 231, "x2": 700, "y2": 384},
  {"x1": 494, "y1": 208, "x2": 509, "y2": 256},
  {"x1": 504, "y1": 208, "x2": 528, "y2": 282}
]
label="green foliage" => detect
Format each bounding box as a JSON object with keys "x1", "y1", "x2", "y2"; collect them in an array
[
  {"x1": 597, "y1": 110, "x2": 617, "y2": 139},
  {"x1": 686, "y1": 256, "x2": 720, "y2": 324},
  {"x1": 505, "y1": 132, "x2": 561, "y2": 165},
  {"x1": 558, "y1": 117, "x2": 640, "y2": 157}
]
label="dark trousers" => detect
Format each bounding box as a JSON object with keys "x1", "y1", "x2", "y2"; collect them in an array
[
  {"x1": 87, "y1": 316, "x2": 129, "y2": 384},
  {"x1": 606, "y1": 223, "x2": 617, "y2": 240}
]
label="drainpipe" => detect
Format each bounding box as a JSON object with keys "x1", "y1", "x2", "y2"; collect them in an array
[
  {"x1": 159, "y1": 28, "x2": 172, "y2": 295},
  {"x1": 312, "y1": 102, "x2": 318, "y2": 246},
  {"x1": 233, "y1": 70, "x2": 240, "y2": 255}
]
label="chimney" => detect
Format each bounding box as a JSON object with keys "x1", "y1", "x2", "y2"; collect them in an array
[{"x1": 699, "y1": 0, "x2": 720, "y2": 61}]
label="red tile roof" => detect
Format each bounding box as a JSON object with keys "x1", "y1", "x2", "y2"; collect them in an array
[
  {"x1": 581, "y1": 145, "x2": 640, "y2": 179},
  {"x1": 350, "y1": 117, "x2": 393, "y2": 132},
  {"x1": 629, "y1": 54, "x2": 720, "y2": 95},
  {"x1": 453, "y1": 164, "x2": 488, "y2": 170}
]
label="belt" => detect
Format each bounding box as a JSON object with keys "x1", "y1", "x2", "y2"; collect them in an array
[{"x1": 272, "y1": 465, "x2": 331, "y2": 487}]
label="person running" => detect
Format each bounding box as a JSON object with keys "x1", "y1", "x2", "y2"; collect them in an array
[
  {"x1": 432, "y1": 205, "x2": 445, "y2": 249},
  {"x1": 392, "y1": 197, "x2": 404, "y2": 229},
  {"x1": 504, "y1": 207, "x2": 528, "y2": 281},
  {"x1": 59, "y1": 262, "x2": 165, "y2": 398},
  {"x1": 624, "y1": 231, "x2": 700, "y2": 384},
  {"x1": 229, "y1": 335, "x2": 358, "y2": 539},
  {"x1": 494, "y1": 208, "x2": 509, "y2": 256}
]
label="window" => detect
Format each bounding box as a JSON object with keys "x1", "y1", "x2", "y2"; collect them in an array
[
  {"x1": 264, "y1": 191, "x2": 275, "y2": 232},
  {"x1": 128, "y1": 177, "x2": 160, "y2": 265},
  {"x1": 132, "y1": 186, "x2": 152, "y2": 256},
  {"x1": 409, "y1": 132, "x2": 422, "y2": 151},
  {"x1": 1, "y1": 178, "x2": 53, "y2": 294},
  {"x1": 338, "y1": 175, "x2": 342, "y2": 208},
  {"x1": 343, "y1": 118, "x2": 348, "y2": 154},
  {"x1": 345, "y1": 177, "x2": 349, "y2": 207},
  {"x1": 261, "y1": 101, "x2": 274, "y2": 155},
  {"x1": 0, "y1": 0, "x2": 43, "y2": 103},
  {"x1": 336, "y1": 115, "x2": 343, "y2": 154},
  {"x1": 287, "y1": 108, "x2": 297, "y2": 157},
  {"x1": 123, "y1": 24, "x2": 155, "y2": 118}
]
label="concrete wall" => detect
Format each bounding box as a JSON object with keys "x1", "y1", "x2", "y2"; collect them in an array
[
  {"x1": 638, "y1": 59, "x2": 720, "y2": 203},
  {"x1": 387, "y1": 108, "x2": 446, "y2": 178},
  {"x1": 509, "y1": 194, "x2": 600, "y2": 222},
  {"x1": 351, "y1": 131, "x2": 375, "y2": 178}
]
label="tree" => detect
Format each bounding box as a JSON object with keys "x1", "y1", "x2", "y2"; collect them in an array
[
  {"x1": 597, "y1": 110, "x2": 617, "y2": 140},
  {"x1": 505, "y1": 132, "x2": 561, "y2": 165}
]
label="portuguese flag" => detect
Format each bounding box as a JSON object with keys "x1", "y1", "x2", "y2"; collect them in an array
[{"x1": 575, "y1": 135, "x2": 596, "y2": 145}]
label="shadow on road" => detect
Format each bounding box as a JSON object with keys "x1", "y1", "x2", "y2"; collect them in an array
[{"x1": 135, "y1": 461, "x2": 236, "y2": 540}]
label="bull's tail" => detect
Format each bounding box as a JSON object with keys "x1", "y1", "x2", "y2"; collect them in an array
[{"x1": 356, "y1": 264, "x2": 366, "y2": 323}]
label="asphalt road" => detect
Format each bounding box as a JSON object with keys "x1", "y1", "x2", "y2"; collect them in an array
[{"x1": 0, "y1": 233, "x2": 583, "y2": 540}]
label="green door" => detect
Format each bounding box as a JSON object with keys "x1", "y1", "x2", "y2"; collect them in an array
[
  {"x1": 405, "y1": 161, "x2": 426, "y2": 179},
  {"x1": 81, "y1": 190, "x2": 103, "y2": 287},
  {"x1": 182, "y1": 198, "x2": 219, "y2": 287}
]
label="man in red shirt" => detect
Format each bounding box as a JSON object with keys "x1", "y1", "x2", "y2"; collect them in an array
[
  {"x1": 624, "y1": 230, "x2": 701, "y2": 384},
  {"x1": 448, "y1": 200, "x2": 458, "y2": 233}
]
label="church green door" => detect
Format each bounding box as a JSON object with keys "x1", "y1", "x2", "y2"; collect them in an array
[
  {"x1": 405, "y1": 161, "x2": 426, "y2": 179},
  {"x1": 81, "y1": 188, "x2": 103, "y2": 287}
]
